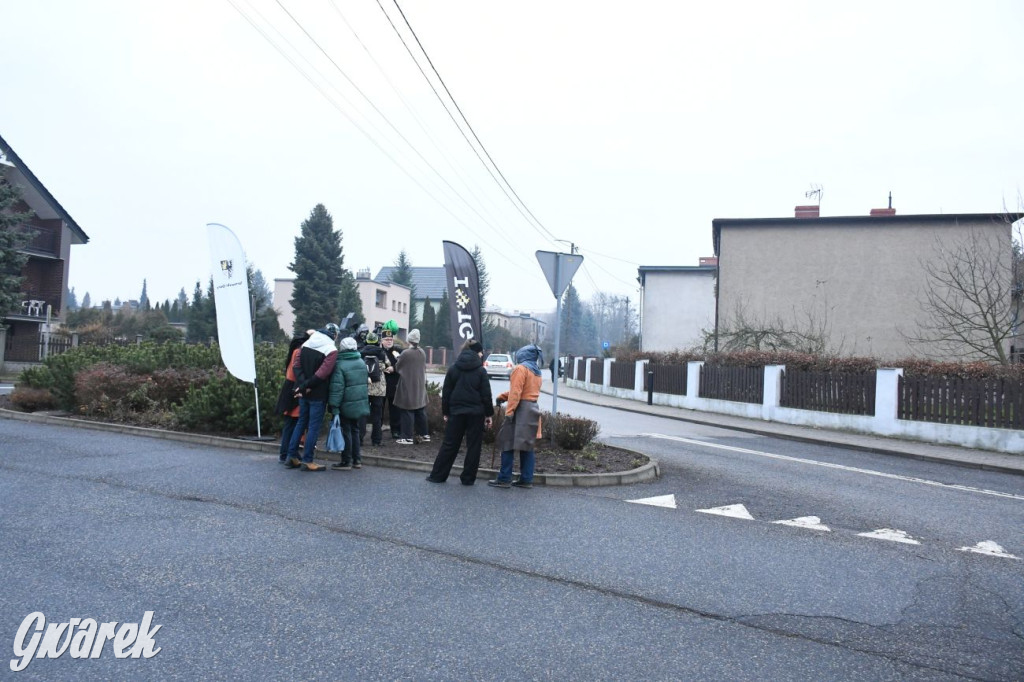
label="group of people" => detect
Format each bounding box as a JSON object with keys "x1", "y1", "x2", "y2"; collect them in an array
[
  {"x1": 274, "y1": 319, "x2": 544, "y2": 488},
  {"x1": 276, "y1": 320, "x2": 430, "y2": 472}
]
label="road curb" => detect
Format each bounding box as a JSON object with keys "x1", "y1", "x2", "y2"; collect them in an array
[{"x1": 0, "y1": 408, "x2": 659, "y2": 487}]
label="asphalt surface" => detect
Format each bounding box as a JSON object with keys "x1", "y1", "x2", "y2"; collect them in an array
[{"x1": 1, "y1": 381, "x2": 1023, "y2": 680}]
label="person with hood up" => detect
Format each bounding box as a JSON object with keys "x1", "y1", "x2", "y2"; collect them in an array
[
  {"x1": 489, "y1": 344, "x2": 544, "y2": 489},
  {"x1": 425, "y1": 339, "x2": 494, "y2": 485},
  {"x1": 393, "y1": 329, "x2": 429, "y2": 445},
  {"x1": 328, "y1": 336, "x2": 370, "y2": 469},
  {"x1": 285, "y1": 323, "x2": 340, "y2": 472}
]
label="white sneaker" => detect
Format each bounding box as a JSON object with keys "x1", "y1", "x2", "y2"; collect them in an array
[{"x1": 396, "y1": 438, "x2": 414, "y2": 445}]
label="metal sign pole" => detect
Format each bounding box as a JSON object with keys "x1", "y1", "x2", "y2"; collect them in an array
[{"x1": 551, "y1": 256, "x2": 562, "y2": 417}]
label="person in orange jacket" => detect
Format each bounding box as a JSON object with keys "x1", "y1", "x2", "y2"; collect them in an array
[{"x1": 489, "y1": 344, "x2": 544, "y2": 489}]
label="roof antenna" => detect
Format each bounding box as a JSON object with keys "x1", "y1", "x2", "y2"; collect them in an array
[
  {"x1": 805, "y1": 184, "x2": 823, "y2": 206},
  {"x1": 888, "y1": 191, "x2": 892, "y2": 209}
]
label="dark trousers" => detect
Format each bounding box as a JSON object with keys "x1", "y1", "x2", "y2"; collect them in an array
[
  {"x1": 359, "y1": 396, "x2": 384, "y2": 445},
  {"x1": 385, "y1": 382, "x2": 401, "y2": 436},
  {"x1": 428, "y1": 413, "x2": 485, "y2": 484},
  {"x1": 341, "y1": 417, "x2": 361, "y2": 465},
  {"x1": 279, "y1": 415, "x2": 298, "y2": 459},
  {"x1": 400, "y1": 407, "x2": 428, "y2": 440}
]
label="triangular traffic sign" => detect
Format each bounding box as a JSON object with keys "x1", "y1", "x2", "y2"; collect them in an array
[{"x1": 536, "y1": 250, "x2": 584, "y2": 299}]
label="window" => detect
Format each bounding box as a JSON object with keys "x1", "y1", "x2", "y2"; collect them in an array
[{"x1": 375, "y1": 290, "x2": 387, "y2": 309}]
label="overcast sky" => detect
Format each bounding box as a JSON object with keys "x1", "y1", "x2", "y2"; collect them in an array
[{"x1": 2, "y1": 1, "x2": 1022, "y2": 315}]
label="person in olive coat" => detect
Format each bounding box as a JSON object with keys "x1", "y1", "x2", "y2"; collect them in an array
[
  {"x1": 426, "y1": 339, "x2": 494, "y2": 485},
  {"x1": 328, "y1": 336, "x2": 370, "y2": 469}
]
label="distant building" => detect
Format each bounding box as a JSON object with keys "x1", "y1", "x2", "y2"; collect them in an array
[
  {"x1": 272, "y1": 274, "x2": 411, "y2": 338},
  {"x1": 373, "y1": 266, "x2": 446, "y2": 322},
  {"x1": 637, "y1": 264, "x2": 717, "y2": 352},
  {"x1": 484, "y1": 310, "x2": 548, "y2": 344}
]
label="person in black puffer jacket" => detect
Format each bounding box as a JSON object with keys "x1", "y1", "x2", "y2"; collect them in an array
[{"x1": 426, "y1": 339, "x2": 494, "y2": 485}]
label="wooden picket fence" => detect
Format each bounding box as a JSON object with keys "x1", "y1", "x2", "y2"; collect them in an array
[
  {"x1": 898, "y1": 375, "x2": 1024, "y2": 429},
  {"x1": 646, "y1": 363, "x2": 687, "y2": 396},
  {"x1": 699, "y1": 364, "x2": 763, "y2": 404},
  {"x1": 609, "y1": 361, "x2": 636, "y2": 389},
  {"x1": 781, "y1": 369, "x2": 876, "y2": 416}
]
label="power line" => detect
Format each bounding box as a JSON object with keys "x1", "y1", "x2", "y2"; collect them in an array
[
  {"x1": 228, "y1": 0, "x2": 532, "y2": 270},
  {"x1": 272, "y1": 0, "x2": 528, "y2": 260},
  {"x1": 384, "y1": 0, "x2": 561, "y2": 246},
  {"x1": 327, "y1": 0, "x2": 511, "y2": 235}
]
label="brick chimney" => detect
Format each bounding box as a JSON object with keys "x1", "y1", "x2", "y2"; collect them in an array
[
  {"x1": 870, "y1": 192, "x2": 896, "y2": 216},
  {"x1": 795, "y1": 205, "x2": 820, "y2": 218},
  {"x1": 699, "y1": 256, "x2": 718, "y2": 266}
]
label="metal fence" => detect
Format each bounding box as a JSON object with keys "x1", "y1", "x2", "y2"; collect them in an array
[
  {"x1": 781, "y1": 369, "x2": 876, "y2": 416},
  {"x1": 699, "y1": 364, "x2": 763, "y2": 404},
  {"x1": 898, "y1": 375, "x2": 1024, "y2": 429}
]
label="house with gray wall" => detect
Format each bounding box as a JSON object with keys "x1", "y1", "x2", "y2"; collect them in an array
[{"x1": 712, "y1": 205, "x2": 1018, "y2": 361}]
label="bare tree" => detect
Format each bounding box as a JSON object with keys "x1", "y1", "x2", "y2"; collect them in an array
[
  {"x1": 708, "y1": 300, "x2": 838, "y2": 354},
  {"x1": 905, "y1": 224, "x2": 1017, "y2": 364}
]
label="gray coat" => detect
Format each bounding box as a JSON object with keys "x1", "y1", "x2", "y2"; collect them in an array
[{"x1": 393, "y1": 346, "x2": 427, "y2": 410}]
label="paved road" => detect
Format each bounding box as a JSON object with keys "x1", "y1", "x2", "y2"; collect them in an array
[{"x1": 1, "y1": 406, "x2": 1022, "y2": 680}]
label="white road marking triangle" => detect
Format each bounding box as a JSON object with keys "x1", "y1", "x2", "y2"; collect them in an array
[
  {"x1": 773, "y1": 516, "x2": 831, "y2": 532},
  {"x1": 625, "y1": 494, "x2": 677, "y2": 509},
  {"x1": 957, "y1": 541, "x2": 1020, "y2": 560},
  {"x1": 858, "y1": 528, "x2": 920, "y2": 545},
  {"x1": 696, "y1": 504, "x2": 754, "y2": 520}
]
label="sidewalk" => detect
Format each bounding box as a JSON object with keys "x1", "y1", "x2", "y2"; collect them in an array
[{"x1": 542, "y1": 379, "x2": 1024, "y2": 477}]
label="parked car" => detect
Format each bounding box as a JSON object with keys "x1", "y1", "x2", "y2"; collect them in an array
[{"x1": 483, "y1": 353, "x2": 514, "y2": 379}]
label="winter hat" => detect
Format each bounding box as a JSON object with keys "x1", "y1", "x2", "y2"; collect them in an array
[
  {"x1": 466, "y1": 339, "x2": 483, "y2": 354},
  {"x1": 365, "y1": 331, "x2": 380, "y2": 345},
  {"x1": 407, "y1": 329, "x2": 421, "y2": 344},
  {"x1": 340, "y1": 337, "x2": 358, "y2": 351}
]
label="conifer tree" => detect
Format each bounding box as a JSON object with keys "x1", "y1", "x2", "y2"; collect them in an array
[
  {"x1": 337, "y1": 268, "x2": 364, "y2": 332},
  {"x1": 435, "y1": 289, "x2": 451, "y2": 350},
  {"x1": 82, "y1": 292, "x2": 92, "y2": 309},
  {"x1": 560, "y1": 284, "x2": 597, "y2": 356},
  {"x1": 139, "y1": 279, "x2": 149, "y2": 310},
  {"x1": 289, "y1": 204, "x2": 344, "y2": 334},
  {"x1": 388, "y1": 249, "x2": 418, "y2": 329},
  {"x1": 420, "y1": 296, "x2": 436, "y2": 346},
  {"x1": 0, "y1": 177, "x2": 31, "y2": 323}
]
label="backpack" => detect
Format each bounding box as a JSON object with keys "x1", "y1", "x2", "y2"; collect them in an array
[{"x1": 364, "y1": 355, "x2": 382, "y2": 383}]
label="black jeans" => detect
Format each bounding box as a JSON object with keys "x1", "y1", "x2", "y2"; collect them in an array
[
  {"x1": 358, "y1": 396, "x2": 384, "y2": 445},
  {"x1": 428, "y1": 413, "x2": 485, "y2": 483}
]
